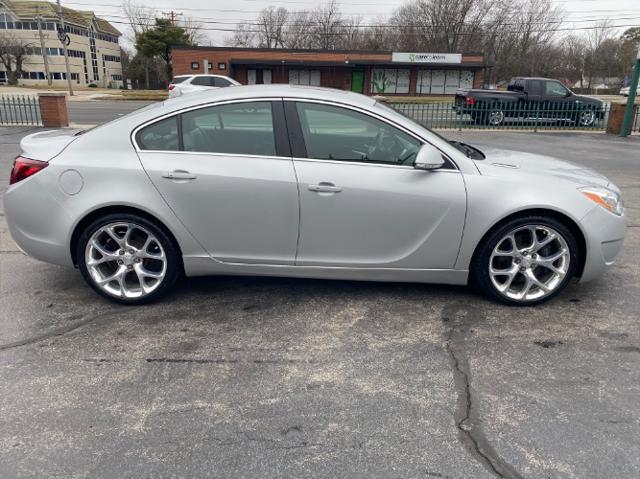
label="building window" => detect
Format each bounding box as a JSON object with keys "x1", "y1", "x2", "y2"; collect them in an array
[
  {"x1": 248, "y1": 69, "x2": 272, "y2": 85},
  {"x1": 417, "y1": 70, "x2": 474, "y2": 95},
  {"x1": 112, "y1": 74, "x2": 123, "y2": 81},
  {"x1": 370, "y1": 69, "x2": 409, "y2": 94},
  {"x1": 191, "y1": 62, "x2": 200, "y2": 70},
  {"x1": 289, "y1": 70, "x2": 320, "y2": 86},
  {"x1": 103, "y1": 54, "x2": 121, "y2": 63},
  {"x1": 218, "y1": 62, "x2": 226, "y2": 70}
]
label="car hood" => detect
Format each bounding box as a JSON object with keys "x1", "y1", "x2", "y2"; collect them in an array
[
  {"x1": 475, "y1": 147, "x2": 614, "y2": 190},
  {"x1": 572, "y1": 94, "x2": 603, "y2": 106}
]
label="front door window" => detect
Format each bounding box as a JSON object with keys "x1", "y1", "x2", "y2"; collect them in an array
[{"x1": 295, "y1": 102, "x2": 420, "y2": 165}]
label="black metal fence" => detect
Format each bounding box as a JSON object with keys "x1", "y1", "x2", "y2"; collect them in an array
[
  {"x1": 389, "y1": 101, "x2": 611, "y2": 132},
  {"x1": 0, "y1": 95, "x2": 42, "y2": 126}
]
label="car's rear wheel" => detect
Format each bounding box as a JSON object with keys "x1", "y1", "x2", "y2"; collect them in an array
[
  {"x1": 77, "y1": 213, "x2": 181, "y2": 304},
  {"x1": 472, "y1": 216, "x2": 579, "y2": 305},
  {"x1": 486, "y1": 106, "x2": 505, "y2": 126}
]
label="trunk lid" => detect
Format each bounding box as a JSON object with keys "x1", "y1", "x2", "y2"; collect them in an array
[{"x1": 20, "y1": 129, "x2": 84, "y2": 162}]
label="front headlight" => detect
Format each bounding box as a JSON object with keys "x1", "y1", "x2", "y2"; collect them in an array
[{"x1": 579, "y1": 186, "x2": 624, "y2": 216}]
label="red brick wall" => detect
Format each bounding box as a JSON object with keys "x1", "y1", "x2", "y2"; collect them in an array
[{"x1": 38, "y1": 93, "x2": 69, "y2": 128}]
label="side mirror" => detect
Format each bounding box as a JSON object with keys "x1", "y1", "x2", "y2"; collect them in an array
[{"x1": 414, "y1": 144, "x2": 445, "y2": 170}]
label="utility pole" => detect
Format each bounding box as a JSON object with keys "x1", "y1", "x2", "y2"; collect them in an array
[
  {"x1": 620, "y1": 44, "x2": 640, "y2": 137},
  {"x1": 35, "y1": 7, "x2": 52, "y2": 86},
  {"x1": 56, "y1": 0, "x2": 74, "y2": 96},
  {"x1": 162, "y1": 10, "x2": 182, "y2": 25}
]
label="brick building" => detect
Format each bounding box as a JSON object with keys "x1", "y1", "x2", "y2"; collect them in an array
[{"x1": 171, "y1": 47, "x2": 487, "y2": 96}]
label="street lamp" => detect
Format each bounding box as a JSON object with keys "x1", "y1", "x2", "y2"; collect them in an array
[{"x1": 56, "y1": 0, "x2": 74, "y2": 96}]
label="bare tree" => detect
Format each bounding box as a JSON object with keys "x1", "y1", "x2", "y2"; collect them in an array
[
  {"x1": 583, "y1": 21, "x2": 614, "y2": 88},
  {"x1": 181, "y1": 16, "x2": 206, "y2": 46},
  {"x1": 282, "y1": 11, "x2": 313, "y2": 49},
  {"x1": 0, "y1": 33, "x2": 34, "y2": 85},
  {"x1": 310, "y1": 1, "x2": 346, "y2": 50},
  {"x1": 122, "y1": 0, "x2": 155, "y2": 40},
  {"x1": 256, "y1": 7, "x2": 289, "y2": 48},
  {"x1": 224, "y1": 23, "x2": 257, "y2": 47}
]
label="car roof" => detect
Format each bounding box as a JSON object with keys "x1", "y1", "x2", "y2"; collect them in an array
[
  {"x1": 161, "y1": 84, "x2": 376, "y2": 112},
  {"x1": 179, "y1": 74, "x2": 233, "y2": 78}
]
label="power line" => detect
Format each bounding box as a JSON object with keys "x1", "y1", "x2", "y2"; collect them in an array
[
  {"x1": 104, "y1": 17, "x2": 640, "y2": 35},
  {"x1": 87, "y1": 11, "x2": 640, "y2": 28}
]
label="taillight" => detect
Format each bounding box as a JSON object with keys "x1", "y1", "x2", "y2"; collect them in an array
[
  {"x1": 9, "y1": 156, "x2": 48, "y2": 185},
  {"x1": 465, "y1": 96, "x2": 476, "y2": 106},
  {"x1": 168, "y1": 84, "x2": 175, "y2": 91}
]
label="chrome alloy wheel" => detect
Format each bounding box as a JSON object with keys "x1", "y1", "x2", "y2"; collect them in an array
[
  {"x1": 85, "y1": 222, "x2": 167, "y2": 299},
  {"x1": 488, "y1": 110, "x2": 505, "y2": 126},
  {"x1": 489, "y1": 225, "x2": 571, "y2": 302},
  {"x1": 578, "y1": 110, "x2": 596, "y2": 127}
]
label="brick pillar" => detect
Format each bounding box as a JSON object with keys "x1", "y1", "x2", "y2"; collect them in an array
[
  {"x1": 38, "y1": 92, "x2": 69, "y2": 128},
  {"x1": 606, "y1": 102, "x2": 638, "y2": 135}
]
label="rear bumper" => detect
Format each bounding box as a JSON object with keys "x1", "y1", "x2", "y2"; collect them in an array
[
  {"x1": 4, "y1": 176, "x2": 75, "y2": 267},
  {"x1": 578, "y1": 206, "x2": 627, "y2": 283}
]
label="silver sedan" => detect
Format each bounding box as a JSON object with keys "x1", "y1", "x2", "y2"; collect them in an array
[{"x1": 4, "y1": 85, "x2": 626, "y2": 305}]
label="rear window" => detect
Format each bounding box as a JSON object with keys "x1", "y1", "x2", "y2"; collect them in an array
[
  {"x1": 171, "y1": 76, "x2": 190, "y2": 85},
  {"x1": 136, "y1": 116, "x2": 180, "y2": 151}
]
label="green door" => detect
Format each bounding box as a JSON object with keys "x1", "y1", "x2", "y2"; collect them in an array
[{"x1": 351, "y1": 70, "x2": 364, "y2": 93}]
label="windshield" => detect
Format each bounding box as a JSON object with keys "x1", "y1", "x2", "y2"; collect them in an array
[{"x1": 374, "y1": 101, "x2": 485, "y2": 160}]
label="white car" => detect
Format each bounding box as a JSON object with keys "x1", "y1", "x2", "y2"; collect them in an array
[
  {"x1": 168, "y1": 74, "x2": 240, "y2": 98},
  {"x1": 619, "y1": 85, "x2": 640, "y2": 97}
]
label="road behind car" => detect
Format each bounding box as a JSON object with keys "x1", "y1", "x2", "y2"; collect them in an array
[{"x1": 1, "y1": 128, "x2": 639, "y2": 478}]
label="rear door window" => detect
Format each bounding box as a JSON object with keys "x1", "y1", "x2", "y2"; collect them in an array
[
  {"x1": 191, "y1": 77, "x2": 212, "y2": 86},
  {"x1": 181, "y1": 101, "x2": 276, "y2": 156},
  {"x1": 213, "y1": 77, "x2": 231, "y2": 87},
  {"x1": 528, "y1": 80, "x2": 543, "y2": 96}
]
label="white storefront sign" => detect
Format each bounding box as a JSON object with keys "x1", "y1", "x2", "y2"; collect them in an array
[{"x1": 392, "y1": 52, "x2": 462, "y2": 64}]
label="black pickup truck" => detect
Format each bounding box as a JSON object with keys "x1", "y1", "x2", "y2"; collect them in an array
[{"x1": 453, "y1": 77, "x2": 604, "y2": 127}]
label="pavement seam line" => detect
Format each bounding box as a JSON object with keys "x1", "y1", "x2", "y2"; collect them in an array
[
  {"x1": 443, "y1": 304, "x2": 525, "y2": 479},
  {"x1": 0, "y1": 309, "x2": 127, "y2": 352}
]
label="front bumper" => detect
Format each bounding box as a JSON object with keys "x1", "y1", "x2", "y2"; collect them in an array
[{"x1": 578, "y1": 205, "x2": 627, "y2": 282}]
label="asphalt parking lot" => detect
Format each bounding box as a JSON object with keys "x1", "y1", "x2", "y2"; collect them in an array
[{"x1": 1, "y1": 125, "x2": 639, "y2": 478}]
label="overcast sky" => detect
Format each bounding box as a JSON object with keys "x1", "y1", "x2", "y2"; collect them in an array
[{"x1": 57, "y1": 0, "x2": 640, "y2": 49}]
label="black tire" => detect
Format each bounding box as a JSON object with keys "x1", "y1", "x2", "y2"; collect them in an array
[
  {"x1": 77, "y1": 213, "x2": 181, "y2": 305},
  {"x1": 471, "y1": 215, "x2": 579, "y2": 306}
]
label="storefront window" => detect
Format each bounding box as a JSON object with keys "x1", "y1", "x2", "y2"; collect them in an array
[
  {"x1": 370, "y1": 69, "x2": 410, "y2": 94},
  {"x1": 289, "y1": 70, "x2": 320, "y2": 86},
  {"x1": 248, "y1": 69, "x2": 273, "y2": 85},
  {"x1": 417, "y1": 70, "x2": 474, "y2": 95}
]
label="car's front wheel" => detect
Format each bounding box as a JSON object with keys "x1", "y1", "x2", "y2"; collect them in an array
[
  {"x1": 472, "y1": 216, "x2": 579, "y2": 305},
  {"x1": 77, "y1": 213, "x2": 181, "y2": 304}
]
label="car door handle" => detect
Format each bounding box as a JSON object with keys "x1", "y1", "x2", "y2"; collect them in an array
[
  {"x1": 162, "y1": 170, "x2": 197, "y2": 180},
  {"x1": 308, "y1": 183, "x2": 342, "y2": 193}
]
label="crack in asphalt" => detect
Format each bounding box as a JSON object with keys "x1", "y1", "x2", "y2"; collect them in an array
[
  {"x1": 442, "y1": 304, "x2": 524, "y2": 479},
  {"x1": 0, "y1": 308, "x2": 129, "y2": 352}
]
